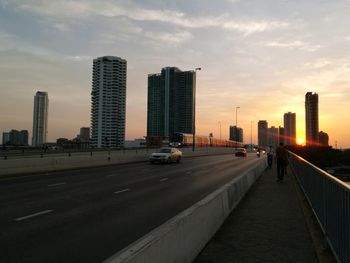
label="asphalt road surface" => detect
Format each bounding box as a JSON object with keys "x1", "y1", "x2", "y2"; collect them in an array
[{"x1": 0, "y1": 153, "x2": 261, "y2": 263}]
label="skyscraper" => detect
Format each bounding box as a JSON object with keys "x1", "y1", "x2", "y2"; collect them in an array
[
  {"x1": 284, "y1": 112, "x2": 296, "y2": 146},
  {"x1": 267, "y1": 126, "x2": 279, "y2": 149},
  {"x1": 32, "y1": 91, "x2": 49, "y2": 147},
  {"x1": 258, "y1": 120, "x2": 268, "y2": 147},
  {"x1": 229, "y1": 125, "x2": 243, "y2": 142},
  {"x1": 147, "y1": 67, "x2": 196, "y2": 141},
  {"x1": 91, "y1": 56, "x2": 127, "y2": 148},
  {"x1": 305, "y1": 92, "x2": 319, "y2": 146}
]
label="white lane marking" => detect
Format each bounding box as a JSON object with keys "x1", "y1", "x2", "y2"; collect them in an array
[
  {"x1": 48, "y1": 182, "x2": 66, "y2": 187},
  {"x1": 106, "y1": 174, "x2": 116, "y2": 177},
  {"x1": 15, "y1": 210, "x2": 53, "y2": 221},
  {"x1": 114, "y1": 188, "x2": 130, "y2": 195},
  {"x1": 160, "y1": 178, "x2": 169, "y2": 182},
  {"x1": 186, "y1": 171, "x2": 192, "y2": 175}
]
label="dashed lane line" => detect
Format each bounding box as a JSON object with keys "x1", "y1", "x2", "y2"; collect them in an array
[
  {"x1": 48, "y1": 182, "x2": 66, "y2": 187},
  {"x1": 15, "y1": 210, "x2": 53, "y2": 222},
  {"x1": 160, "y1": 178, "x2": 169, "y2": 182},
  {"x1": 114, "y1": 188, "x2": 130, "y2": 195}
]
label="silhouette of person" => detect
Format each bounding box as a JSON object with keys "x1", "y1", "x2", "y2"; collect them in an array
[
  {"x1": 275, "y1": 142, "x2": 288, "y2": 182},
  {"x1": 267, "y1": 145, "x2": 274, "y2": 168}
]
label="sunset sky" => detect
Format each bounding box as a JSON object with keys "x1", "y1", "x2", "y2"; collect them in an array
[{"x1": 1, "y1": 0, "x2": 350, "y2": 148}]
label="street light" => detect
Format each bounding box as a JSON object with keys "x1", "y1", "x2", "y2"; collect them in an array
[
  {"x1": 250, "y1": 121, "x2": 253, "y2": 150},
  {"x1": 218, "y1": 121, "x2": 222, "y2": 141},
  {"x1": 235, "y1": 106, "x2": 240, "y2": 128},
  {"x1": 192, "y1": 67, "x2": 201, "y2": 152},
  {"x1": 235, "y1": 107, "x2": 240, "y2": 145}
]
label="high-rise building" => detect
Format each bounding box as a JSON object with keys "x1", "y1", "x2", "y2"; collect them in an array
[
  {"x1": 229, "y1": 125, "x2": 243, "y2": 142},
  {"x1": 32, "y1": 91, "x2": 49, "y2": 147},
  {"x1": 305, "y1": 92, "x2": 319, "y2": 146},
  {"x1": 319, "y1": 131, "x2": 329, "y2": 147},
  {"x1": 147, "y1": 67, "x2": 196, "y2": 141},
  {"x1": 284, "y1": 112, "x2": 296, "y2": 146},
  {"x1": 91, "y1": 56, "x2": 127, "y2": 148},
  {"x1": 258, "y1": 120, "x2": 268, "y2": 147},
  {"x1": 267, "y1": 126, "x2": 279, "y2": 149}
]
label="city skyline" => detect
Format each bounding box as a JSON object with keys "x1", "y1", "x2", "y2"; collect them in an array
[{"x1": 1, "y1": 1, "x2": 350, "y2": 147}]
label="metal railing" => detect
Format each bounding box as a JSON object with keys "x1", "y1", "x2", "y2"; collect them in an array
[{"x1": 288, "y1": 151, "x2": 350, "y2": 263}]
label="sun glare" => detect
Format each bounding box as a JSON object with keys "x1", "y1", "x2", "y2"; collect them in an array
[{"x1": 297, "y1": 138, "x2": 305, "y2": 145}]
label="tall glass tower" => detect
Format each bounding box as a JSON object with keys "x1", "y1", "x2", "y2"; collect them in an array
[
  {"x1": 258, "y1": 120, "x2": 268, "y2": 147},
  {"x1": 147, "y1": 67, "x2": 196, "y2": 141},
  {"x1": 284, "y1": 112, "x2": 296, "y2": 146},
  {"x1": 91, "y1": 56, "x2": 127, "y2": 148},
  {"x1": 32, "y1": 91, "x2": 49, "y2": 147},
  {"x1": 305, "y1": 92, "x2": 319, "y2": 146}
]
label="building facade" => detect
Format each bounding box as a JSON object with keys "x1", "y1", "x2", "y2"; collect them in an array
[
  {"x1": 305, "y1": 92, "x2": 319, "y2": 146},
  {"x1": 91, "y1": 56, "x2": 127, "y2": 148},
  {"x1": 229, "y1": 125, "x2": 243, "y2": 142},
  {"x1": 147, "y1": 67, "x2": 196, "y2": 142},
  {"x1": 32, "y1": 91, "x2": 49, "y2": 147},
  {"x1": 284, "y1": 112, "x2": 296, "y2": 146},
  {"x1": 9, "y1": 130, "x2": 29, "y2": 146},
  {"x1": 258, "y1": 120, "x2": 268, "y2": 148}
]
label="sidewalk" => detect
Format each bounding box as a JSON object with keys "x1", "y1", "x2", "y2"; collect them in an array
[{"x1": 194, "y1": 165, "x2": 318, "y2": 263}]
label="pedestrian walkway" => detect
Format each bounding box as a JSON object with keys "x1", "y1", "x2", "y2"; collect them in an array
[{"x1": 194, "y1": 165, "x2": 318, "y2": 263}]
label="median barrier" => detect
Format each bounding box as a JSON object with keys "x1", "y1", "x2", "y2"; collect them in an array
[
  {"x1": 104, "y1": 157, "x2": 267, "y2": 263},
  {"x1": 0, "y1": 147, "x2": 236, "y2": 176}
]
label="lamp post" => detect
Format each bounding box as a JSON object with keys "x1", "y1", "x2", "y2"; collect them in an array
[
  {"x1": 218, "y1": 121, "x2": 222, "y2": 141},
  {"x1": 250, "y1": 121, "x2": 253, "y2": 150},
  {"x1": 192, "y1": 67, "x2": 201, "y2": 152},
  {"x1": 235, "y1": 106, "x2": 240, "y2": 144}
]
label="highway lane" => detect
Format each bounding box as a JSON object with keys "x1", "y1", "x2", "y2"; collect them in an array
[{"x1": 0, "y1": 153, "x2": 262, "y2": 263}]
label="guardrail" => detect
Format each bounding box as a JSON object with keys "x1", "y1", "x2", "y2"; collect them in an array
[
  {"x1": 288, "y1": 151, "x2": 350, "y2": 263},
  {"x1": 0, "y1": 147, "x2": 238, "y2": 177}
]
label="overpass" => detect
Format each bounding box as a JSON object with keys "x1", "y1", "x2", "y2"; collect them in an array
[{"x1": 0, "y1": 150, "x2": 348, "y2": 262}]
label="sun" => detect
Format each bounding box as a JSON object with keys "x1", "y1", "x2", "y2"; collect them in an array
[{"x1": 297, "y1": 138, "x2": 305, "y2": 145}]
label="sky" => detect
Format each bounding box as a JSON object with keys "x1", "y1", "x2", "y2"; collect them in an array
[{"x1": 0, "y1": 0, "x2": 350, "y2": 148}]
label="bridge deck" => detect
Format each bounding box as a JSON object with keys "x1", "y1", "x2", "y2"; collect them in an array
[{"x1": 195, "y1": 164, "x2": 319, "y2": 263}]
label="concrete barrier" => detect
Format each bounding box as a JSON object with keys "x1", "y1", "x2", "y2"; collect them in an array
[
  {"x1": 0, "y1": 147, "x2": 236, "y2": 176},
  {"x1": 104, "y1": 157, "x2": 267, "y2": 263}
]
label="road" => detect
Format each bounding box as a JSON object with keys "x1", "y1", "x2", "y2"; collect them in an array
[{"x1": 0, "y1": 153, "x2": 262, "y2": 263}]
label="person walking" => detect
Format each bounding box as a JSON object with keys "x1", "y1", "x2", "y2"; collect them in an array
[
  {"x1": 267, "y1": 145, "x2": 274, "y2": 168},
  {"x1": 275, "y1": 142, "x2": 288, "y2": 182}
]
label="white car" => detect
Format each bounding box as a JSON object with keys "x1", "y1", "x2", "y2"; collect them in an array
[
  {"x1": 235, "y1": 148, "x2": 247, "y2": 157},
  {"x1": 149, "y1": 147, "x2": 182, "y2": 164}
]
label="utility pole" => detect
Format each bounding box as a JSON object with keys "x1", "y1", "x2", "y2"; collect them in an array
[{"x1": 192, "y1": 67, "x2": 201, "y2": 152}]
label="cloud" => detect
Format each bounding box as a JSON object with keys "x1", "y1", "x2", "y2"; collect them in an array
[
  {"x1": 264, "y1": 41, "x2": 322, "y2": 52},
  {"x1": 222, "y1": 20, "x2": 288, "y2": 35},
  {"x1": 3, "y1": 0, "x2": 289, "y2": 35},
  {"x1": 144, "y1": 31, "x2": 193, "y2": 46}
]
